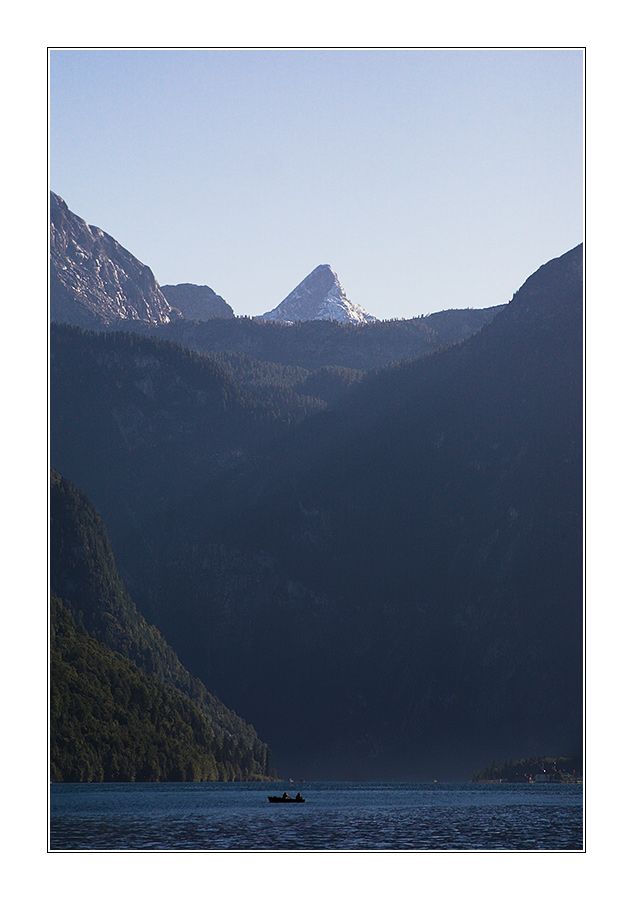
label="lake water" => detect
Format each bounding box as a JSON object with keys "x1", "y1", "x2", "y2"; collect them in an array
[{"x1": 49, "y1": 782, "x2": 583, "y2": 851}]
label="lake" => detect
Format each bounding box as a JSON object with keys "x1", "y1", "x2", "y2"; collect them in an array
[{"x1": 49, "y1": 781, "x2": 583, "y2": 851}]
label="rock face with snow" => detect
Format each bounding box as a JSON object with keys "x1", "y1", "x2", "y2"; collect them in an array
[
  {"x1": 160, "y1": 283, "x2": 234, "y2": 320},
  {"x1": 261, "y1": 264, "x2": 375, "y2": 324},
  {"x1": 50, "y1": 192, "x2": 176, "y2": 330}
]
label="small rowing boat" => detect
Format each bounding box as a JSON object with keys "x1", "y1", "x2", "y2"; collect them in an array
[{"x1": 268, "y1": 793, "x2": 305, "y2": 803}]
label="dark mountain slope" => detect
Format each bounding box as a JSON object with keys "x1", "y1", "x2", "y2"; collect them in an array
[
  {"x1": 49, "y1": 325, "x2": 325, "y2": 572},
  {"x1": 143, "y1": 245, "x2": 583, "y2": 779},
  {"x1": 124, "y1": 307, "x2": 502, "y2": 373},
  {"x1": 50, "y1": 471, "x2": 274, "y2": 780},
  {"x1": 252, "y1": 243, "x2": 583, "y2": 585}
]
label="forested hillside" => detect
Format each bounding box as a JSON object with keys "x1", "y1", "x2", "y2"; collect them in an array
[
  {"x1": 49, "y1": 470, "x2": 275, "y2": 782},
  {"x1": 124, "y1": 308, "x2": 501, "y2": 372},
  {"x1": 51, "y1": 598, "x2": 270, "y2": 782}
]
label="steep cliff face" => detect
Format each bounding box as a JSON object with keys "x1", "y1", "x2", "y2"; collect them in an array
[
  {"x1": 50, "y1": 192, "x2": 176, "y2": 329},
  {"x1": 261, "y1": 264, "x2": 375, "y2": 324},
  {"x1": 160, "y1": 283, "x2": 234, "y2": 320}
]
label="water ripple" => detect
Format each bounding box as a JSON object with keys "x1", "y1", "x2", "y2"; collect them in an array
[{"x1": 50, "y1": 783, "x2": 583, "y2": 851}]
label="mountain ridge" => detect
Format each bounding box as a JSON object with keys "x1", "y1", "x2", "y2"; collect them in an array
[
  {"x1": 126, "y1": 309, "x2": 503, "y2": 374},
  {"x1": 50, "y1": 193, "x2": 504, "y2": 334}
]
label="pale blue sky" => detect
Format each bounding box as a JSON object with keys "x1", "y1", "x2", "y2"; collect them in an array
[{"x1": 49, "y1": 48, "x2": 583, "y2": 319}]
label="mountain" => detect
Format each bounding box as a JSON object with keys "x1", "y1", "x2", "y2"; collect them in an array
[
  {"x1": 50, "y1": 470, "x2": 275, "y2": 781},
  {"x1": 160, "y1": 283, "x2": 234, "y2": 320},
  {"x1": 50, "y1": 192, "x2": 177, "y2": 329},
  {"x1": 127, "y1": 244, "x2": 583, "y2": 779},
  {"x1": 50, "y1": 241, "x2": 582, "y2": 780},
  {"x1": 260, "y1": 264, "x2": 376, "y2": 324}
]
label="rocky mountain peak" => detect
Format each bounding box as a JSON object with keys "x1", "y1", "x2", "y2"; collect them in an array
[
  {"x1": 50, "y1": 192, "x2": 177, "y2": 330},
  {"x1": 261, "y1": 264, "x2": 376, "y2": 325}
]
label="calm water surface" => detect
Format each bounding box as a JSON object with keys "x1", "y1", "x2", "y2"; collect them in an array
[{"x1": 49, "y1": 782, "x2": 583, "y2": 851}]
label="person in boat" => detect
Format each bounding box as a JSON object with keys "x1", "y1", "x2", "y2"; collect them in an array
[
  {"x1": 282, "y1": 791, "x2": 290, "y2": 799},
  {"x1": 295, "y1": 792, "x2": 303, "y2": 801}
]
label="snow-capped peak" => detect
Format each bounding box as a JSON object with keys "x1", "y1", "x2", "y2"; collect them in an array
[{"x1": 261, "y1": 265, "x2": 375, "y2": 325}]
